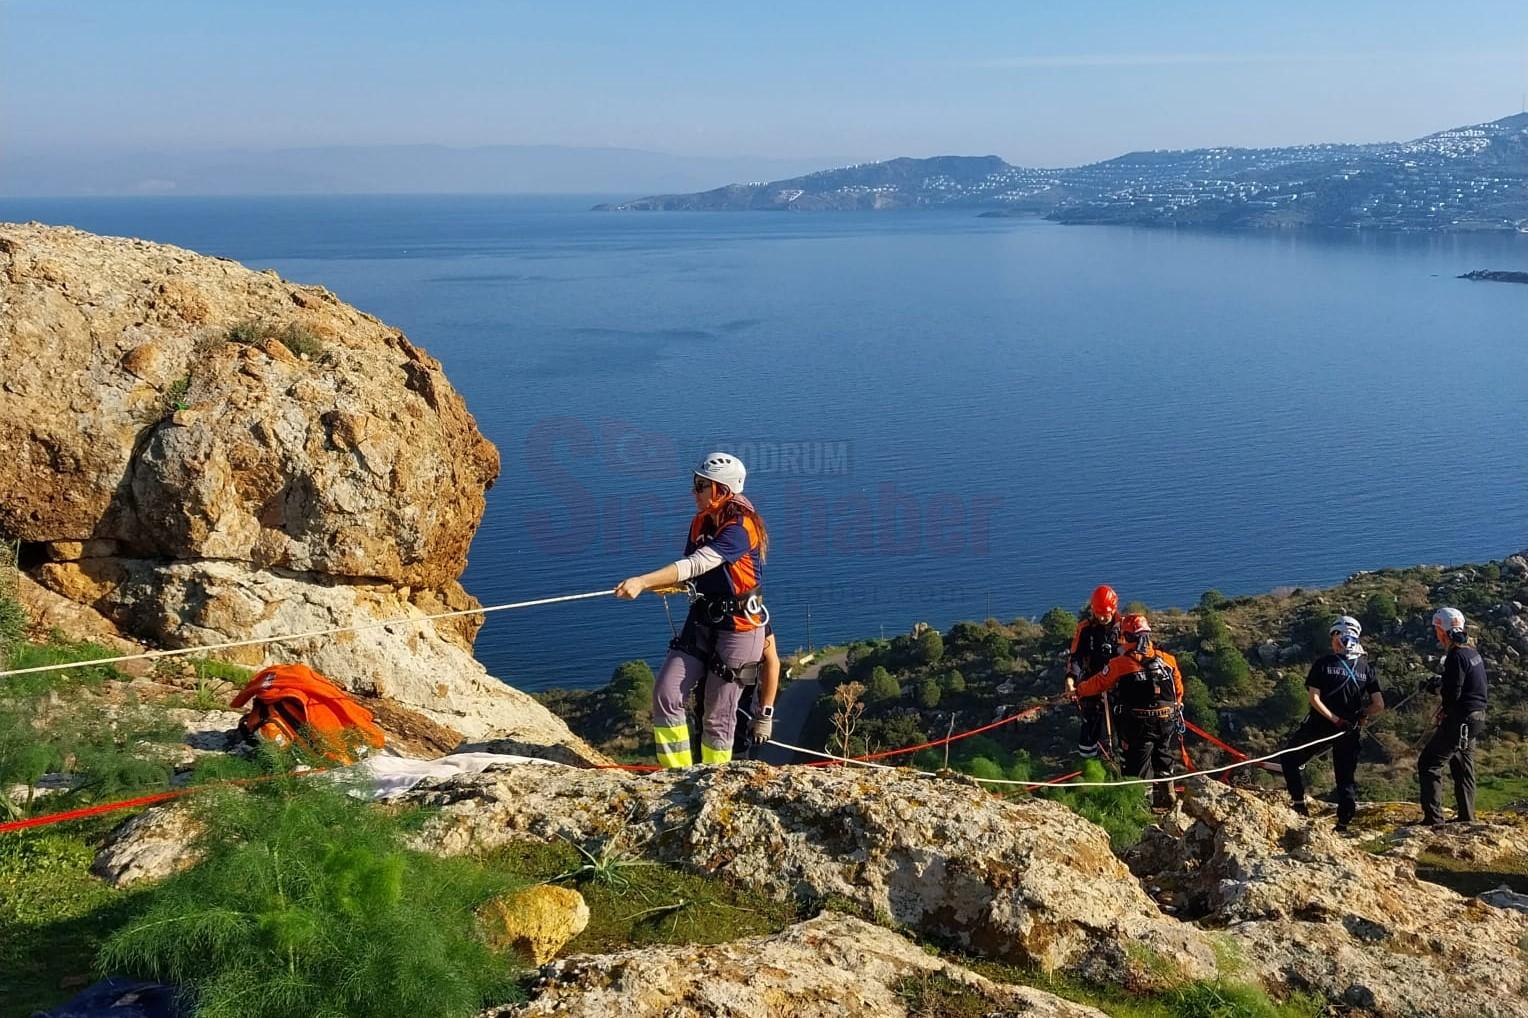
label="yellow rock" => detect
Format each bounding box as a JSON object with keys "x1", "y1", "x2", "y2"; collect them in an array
[{"x1": 479, "y1": 884, "x2": 590, "y2": 965}]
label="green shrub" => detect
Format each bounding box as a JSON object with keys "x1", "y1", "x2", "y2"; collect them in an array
[
  {"x1": 98, "y1": 779, "x2": 519, "y2": 1018},
  {"x1": 1182, "y1": 675, "x2": 1220, "y2": 735},
  {"x1": 916, "y1": 677, "x2": 941, "y2": 709},
  {"x1": 941, "y1": 669, "x2": 966, "y2": 694},
  {"x1": 1125, "y1": 600, "x2": 1149, "y2": 616},
  {"x1": 1041, "y1": 607, "x2": 1078, "y2": 647},
  {"x1": 1364, "y1": 591, "x2": 1400, "y2": 630},
  {"x1": 225, "y1": 320, "x2": 324, "y2": 359},
  {"x1": 1045, "y1": 758, "x2": 1153, "y2": 851},
  {"x1": 607, "y1": 659, "x2": 655, "y2": 717},
  {"x1": 1196, "y1": 610, "x2": 1231, "y2": 647},
  {"x1": 914, "y1": 629, "x2": 944, "y2": 666},
  {"x1": 1265, "y1": 672, "x2": 1309, "y2": 728},
  {"x1": 867, "y1": 666, "x2": 901, "y2": 703},
  {"x1": 1205, "y1": 644, "x2": 1253, "y2": 698},
  {"x1": 1198, "y1": 589, "x2": 1230, "y2": 612},
  {"x1": 1169, "y1": 979, "x2": 1322, "y2": 1018}
]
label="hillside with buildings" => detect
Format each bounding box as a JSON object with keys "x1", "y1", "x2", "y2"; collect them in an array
[{"x1": 599, "y1": 113, "x2": 1528, "y2": 232}]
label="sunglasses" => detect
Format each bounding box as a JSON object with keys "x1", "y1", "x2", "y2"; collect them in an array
[{"x1": 692, "y1": 476, "x2": 712, "y2": 493}]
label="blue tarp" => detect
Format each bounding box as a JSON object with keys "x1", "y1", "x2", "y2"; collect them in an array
[{"x1": 38, "y1": 978, "x2": 184, "y2": 1018}]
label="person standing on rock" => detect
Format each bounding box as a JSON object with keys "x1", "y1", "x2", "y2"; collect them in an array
[
  {"x1": 1418, "y1": 607, "x2": 1488, "y2": 825},
  {"x1": 1277, "y1": 615, "x2": 1383, "y2": 831},
  {"x1": 615, "y1": 452, "x2": 772, "y2": 767},
  {"x1": 1065, "y1": 585, "x2": 1122, "y2": 760},
  {"x1": 1073, "y1": 613, "x2": 1183, "y2": 810}
]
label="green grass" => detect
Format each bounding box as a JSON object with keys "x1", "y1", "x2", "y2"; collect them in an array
[
  {"x1": 0, "y1": 821, "x2": 143, "y2": 1016},
  {"x1": 226, "y1": 320, "x2": 324, "y2": 358},
  {"x1": 1475, "y1": 774, "x2": 1528, "y2": 811},
  {"x1": 483, "y1": 841, "x2": 803, "y2": 954},
  {"x1": 5, "y1": 636, "x2": 125, "y2": 696},
  {"x1": 961, "y1": 959, "x2": 1324, "y2": 1018}
]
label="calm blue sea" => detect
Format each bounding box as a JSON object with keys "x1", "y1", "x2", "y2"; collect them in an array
[{"x1": 5, "y1": 195, "x2": 1527, "y2": 690}]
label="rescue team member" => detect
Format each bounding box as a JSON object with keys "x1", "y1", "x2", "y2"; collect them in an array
[
  {"x1": 1074, "y1": 614, "x2": 1183, "y2": 810},
  {"x1": 1278, "y1": 616, "x2": 1383, "y2": 831},
  {"x1": 1418, "y1": 607, "x2": 1489, "y2": 825},
  {"x1": 616, "y1": 453, "x2": 771, "y2": 767},
  {"x1": 1065, "y1": 585, "x2": 1122, "y2": 758}
]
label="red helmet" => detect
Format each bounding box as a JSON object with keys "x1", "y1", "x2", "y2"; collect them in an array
[
  {"x1": 1119, "y1": 613, "x2": 1151, "y2": 638},
  {"x1": 1090, "y1": 585, "x2": 1119, "y2": 617}
]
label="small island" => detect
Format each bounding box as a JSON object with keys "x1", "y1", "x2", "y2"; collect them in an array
[{"x1": 1459, "y1": 269, "x2": 1528, "y2": 284}]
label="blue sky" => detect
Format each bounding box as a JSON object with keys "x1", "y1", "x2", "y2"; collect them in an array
[{"x1": 3, "y1": 0, "x2": 1526, "y2": 166}]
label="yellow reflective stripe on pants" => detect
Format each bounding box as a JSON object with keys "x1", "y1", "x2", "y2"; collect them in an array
[
  {"x1": 701, "y1": 743, "x2": 733, "y2": 765},
  {"x1": 654, "y1": 722, "x2": 692, "y2": 768},
  {"x1": 656, "y1": 744, "x2": 693, "y2": 768}
]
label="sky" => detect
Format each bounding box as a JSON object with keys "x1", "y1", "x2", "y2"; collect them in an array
[{"x1": 3, "y1": 0, "x2": 1527, "y2": 169}]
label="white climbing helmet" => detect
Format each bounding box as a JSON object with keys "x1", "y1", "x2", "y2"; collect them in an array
[
  {"x1": 1330, "y1": 615, "x2": 1362, "y2": 638},
  {"x1": 1432, "y1": 606, "x2": 1466, "y2": 639},
  {"x1": 694, "y1": 451, "x2": 746, "y2": 494}
]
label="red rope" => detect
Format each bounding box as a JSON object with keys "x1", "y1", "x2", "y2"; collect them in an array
[
  {"x1": 806, "y1": 699, "x2": 1057, "y2": 768},
  {"x1": 0, "y1": 789, "x2": 187, "y2": 834},
  {"x1": 1182, "y1": 718, "x2": 1249, "y2": 760}
]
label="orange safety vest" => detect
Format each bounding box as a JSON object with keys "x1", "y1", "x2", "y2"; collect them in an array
[
  {"x1": 685, "y1": 494, "x2": 766, "y2": 631},
  {"x1": 231, "y1": 663, "x2": 386, "y2": 764}
]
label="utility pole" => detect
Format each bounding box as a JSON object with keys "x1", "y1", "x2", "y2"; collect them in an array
[{"x1": 805, "y1": 602, "x2": 813, "y2": 652}]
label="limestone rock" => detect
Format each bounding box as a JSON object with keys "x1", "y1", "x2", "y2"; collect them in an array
[
  {"x1": 93, "y1": 801, "x2": 205, "y2": 887},
  {"x1": 407, "y1": 763, "x2": 1216, "y2": 988},
  {"x1": 479, "y1": 885, "x2": 591, "y2": 965},
  {"x1": 1128, "y1": 781, "x2": 1528, "y2": 1017},
  {"x1": 1379, "y1": 819, "x2": 1528, "y2": 871},
  {"x1": 0, "y1": 223, "x2": 495, "y2": 588},
  {"x1": 0, "y1": 223, "x2": 597, "y2": 758},
  {"x1": 503, "y1": 913, "x2": 1110, "y2": 1018}
]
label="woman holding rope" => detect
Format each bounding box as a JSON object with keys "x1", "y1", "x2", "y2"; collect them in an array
[{"x1": 615, "y1": 452, "x2": 773, "y2": 767}]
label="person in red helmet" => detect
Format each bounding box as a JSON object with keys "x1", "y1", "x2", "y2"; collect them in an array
[
  {"x1": 1075, "y1": 613, "x2": 1183, "y2": 810},
  {"x1": 1065, "y1": 585, "x2": 1122, "y2": 759}
]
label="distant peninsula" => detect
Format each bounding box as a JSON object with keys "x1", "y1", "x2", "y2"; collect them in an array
[
  {"x1": 1459, "y1": 269, "x2": 1528, "y2": 284},
  {"x1": 597, "y1": 112, "x2": 1528, "y2": 233}
]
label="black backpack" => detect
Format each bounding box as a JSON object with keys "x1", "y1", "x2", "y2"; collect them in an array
[{"x1": 1117, "y1": 654, "x2": 1174, "y2": 710}]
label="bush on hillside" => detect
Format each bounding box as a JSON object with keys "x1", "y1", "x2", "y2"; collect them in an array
[
  {"x1": 1205, "y1": 644, "x2": 1254, "y2": 698},
  {"x1": 1044, "y1": 758, "x2": 1154, "y2": 851},
  {"x1": 1198, "y1": 589, "x2": 1230, "y2": 612},
  {"x1": 916, "y1": 677, "x2": 941, "y2": 709},
  {"x1": 1040, "y1": 608, "x2": 1078, "y2": 648},
  {"x1": 914, "y1": 629, "x2": 944, "y2": 666},
  {"x1": 1364, "y1": 591, "x2": 1400, "y2": 631},
  {"x1": 867, "y1": 666, "x2": 901, "y2": 704},
  {"x1": 1265, "y1": 671, "x2": 1309, "y2": 728},
  {"x1": 98, "y1": 778, "x2": 519, "y2": 1018},
  {"x1": 941, "y1": 669, "x2": 966, "y2": 694},
  {"x1": 1182, "y1": 675, "x2": 1219, "y2": 735},
  {"x1": 607, "y1": 659, "x2": 655, "y2": 717}
]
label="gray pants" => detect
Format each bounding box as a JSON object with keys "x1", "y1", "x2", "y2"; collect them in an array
[
  {"x1": 1419, "y1": 710, "x2": 1485, "y2": 824},
  {"x1": 652, "y1": 621, "x2": 764, "y2": 766}
]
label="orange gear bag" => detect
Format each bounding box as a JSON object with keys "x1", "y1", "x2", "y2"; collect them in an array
[{"x1": 231, "y1": 663, "x2": 387, "y2": 764}]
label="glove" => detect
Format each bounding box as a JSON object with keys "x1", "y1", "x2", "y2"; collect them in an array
[
  {"x1": 750, "y1": 706, "x2": 775, "y2": 746},
  {"x1": 1422, "y1": 676, "x2": 1442, "y2": 695}
]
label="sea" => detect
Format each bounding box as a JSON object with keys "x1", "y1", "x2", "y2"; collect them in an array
[{"x1": 4, "y1": 194, "x2": 1527, "y2": 691}]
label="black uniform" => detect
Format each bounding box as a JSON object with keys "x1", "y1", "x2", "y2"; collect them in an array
[
  {"x1": 1280, "y1": 653, "x2": 1380, "y2": 826},
  {"x1": 1079, "y1": 649, "x2": 1182, "y2": 809},
  {"x1": 1068, "y1": 615, "x2": 1120, "y2": 757},
  {"x1": 1419, "y1": 643, "x2": 1488, "y2": 824}
]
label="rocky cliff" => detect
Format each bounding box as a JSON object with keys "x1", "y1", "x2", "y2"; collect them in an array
[{"x1": 0, "y1": 223, "x2": 596, "y2": 757}]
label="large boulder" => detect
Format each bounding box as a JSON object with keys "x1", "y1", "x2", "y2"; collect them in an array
[
  {"x1": 0, "y1": 223, "x2": 596, "y2": 758},
  {"x1": 406, "y1": 762, "x2": 1218, "y2": 989},
  {"x1": 1128, "y1": 780, "x2": 1528, "y2": 1017},
  {"x1": 502, "y1": 913, "x2": 1110, "y2": 1018}
]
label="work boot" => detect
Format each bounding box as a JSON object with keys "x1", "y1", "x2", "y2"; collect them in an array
[{"x1": 1290, "y1": 799, "x2": 1311, "y2": 817}]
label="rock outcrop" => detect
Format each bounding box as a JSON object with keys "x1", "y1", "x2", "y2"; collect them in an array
[
  {"x1": 504, "y1": 913, "x2": 1110, "y2": 1018},
  {"x1": 479, "y1": 885, "x2": 591, "y2": 966},
  {"x1": 1129, "y1": 781, "x2": 1528, "y2": 1017},
  {"x1": 0, "y1": 223, "x2": 596, "y2": 756},
  {"x1": 405, "y1": 762, "x2": 1217, "y2": 989}
]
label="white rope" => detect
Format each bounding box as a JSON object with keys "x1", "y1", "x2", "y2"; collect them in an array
[
  {"x1": 767, "y1": 726, "x2": 1354, "y2": 788},
  {"x1": 0, "y1": 588, "x2": 616, "y2": 678}
]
